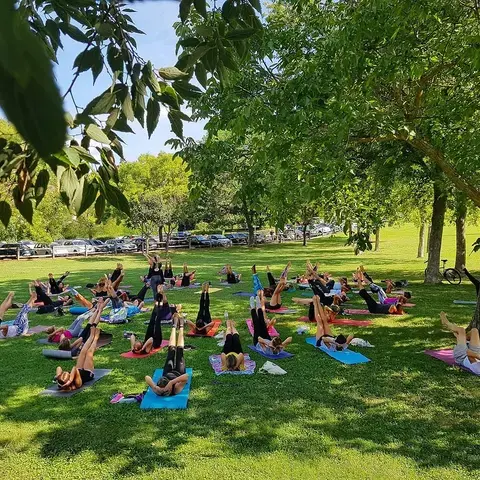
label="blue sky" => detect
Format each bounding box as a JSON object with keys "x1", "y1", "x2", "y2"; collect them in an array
[{"x1": 54, "y1": 1, "x2": 206, "y2": 161}]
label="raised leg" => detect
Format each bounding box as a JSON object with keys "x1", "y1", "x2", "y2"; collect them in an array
[{"x1": 0, "y1": 292, "x2": 15, "y2": 320}]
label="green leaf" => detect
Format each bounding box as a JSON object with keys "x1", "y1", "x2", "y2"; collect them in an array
[
  {"x1": 122, "y1": 92, "x2": 135, "y2": 122},
  {"x1": 113, "y1": 115, "x2": 135, "y2": 133},
  {"x1": 0, "y1": 1, "x2": 66, "y2": 156},
  {"x1": 186, "y1": 44, "x2": 213, "y2": 68},
  {"x1": 76, "y1": 179, "x2": 99, "y2": 216},
  {"x1": 73, "y1": 46, "x2": 103, "y2": 83},
  {"x1": 83, "y1": 89, "x2": 116, "y2": 115},
  {"x1": 158, "y1": 67, "x2": 189, "y2": 80},
  {"x1": 86, "y1": 124, "x2": 111, "y2": 144},
  {"x1": 219, "y1": 47, "x2": 238, "y2": 71},
  {"x1": 247, "y1": 0, "x2": 262, "y2": 13},
  {"x1": 106, "y1": 184, "x2": 130, "y2": 214},
  {"x1": 34, "y1": 169, "x2": 50, "y2": 204},
  {"x1": 158, "y1": 86, "x2": 180, "y2": 109},
  {"x1": 168, "y1": 109, "x2": 184, "y2": 139},
  {"x1": 195, "y1": 62, "x2": 207, "y2": 88},
  {"x1": 106, "y1": 108, "x2": 121, "y2": 130},
  {"x1": 173, "y1": 80, "x2": 202, "y2": 99},
  {"x1": 179, "y1": 0, "x2": 193, "y2": 23},
  {"x1": 0, "y1": 200, "x2": 12, "y2": 227},
  {"x1": 142, "y1": 61, "x2": 161, "y2": 93},
  {"x1": 146, "y1": 98, "x2": 160, "y2": 138},
  {"x1": 95, "y1": 194, "x2": 106, "y2": 220},
  {"x1": 193, "y1": 0, "x2": 208, "y2": 18},
  {"x1": 222, "y1": 0, "x2": 237, "y2": 21},
  {"x1": 107, "y1": 44, "x2": 123, "y2": 74},
  {"x1": 60, "y1": 168, "x2": 79, "y2": 205},
  {"x1": 64, "y1": 146, "x2": 81, "y2": 167},
  {"x1": 225, "y1": 29, "x2": 256, "y2": 41},
  {"x1": 179, "y1": 37, "x2": 201, "y2": 49},
  {"x1": 132, "y1": 80, "x2": 146, "y2": 127},
  {"x1": 59, "y1": 22, "x2": 89, "y2": 43}
]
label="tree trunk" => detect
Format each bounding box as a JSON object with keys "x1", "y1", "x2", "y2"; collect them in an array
[
  {"x1": 455, "y1": 195, "x2": 467, "y2": 271},
  {"x1": 165, "y1": 225, "x2": 171, "y2": 253},
  {"x1": 247, "y1": 222, "x2": 254, "y2": 246},
  {"x1": 374, "y1": 227, "x2": 380, "y2": 251},
  {"x1": 158, "y1": 225, "x2": 163, "y2": 243},
  {"x1": 303, "y1": 224, "x2": 308, "y2": 247},
  {"x1": 424, "y1": 182, "x2": 447, "y2": 284},
  {"x1": 426, "y1": 225, "x2": 431, "y2": 253},
  {"x1": 417, "y1": 223, "x2": 426, "y2": 258}
]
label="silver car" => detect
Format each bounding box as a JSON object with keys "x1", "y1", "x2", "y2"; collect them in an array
[{"x1": 53, "y1": 239, "x2": 95, "y2": 255}]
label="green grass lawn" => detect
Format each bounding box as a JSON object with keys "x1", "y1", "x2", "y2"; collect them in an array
[{"x1": 1, "y1": 223, "x2": 480, "y2": 480}]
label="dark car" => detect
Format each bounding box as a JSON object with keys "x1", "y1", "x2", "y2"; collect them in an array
[
  {"x1": 85, "y1": 239, "x2": 109, "y2": 253},
  {"x1": 189, "y1": 235, "x2": 212, "y2": 247},
  {"x1": 131, "y1": 237, "x2": 160, "y2": 251},
  {"x1": 0, "y1": 243, "x2": 33, "y2": 258},
  {"x1": 225, "y1": 233, "x2": 248, "y2": 244},
  {"x1": 170, "y1": 233, "x2": 189, "y2": 246}
]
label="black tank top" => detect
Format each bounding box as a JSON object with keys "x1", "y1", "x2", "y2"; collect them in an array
[{"x1": 148, "y1": 262, "x2": 162, "y2": 278}]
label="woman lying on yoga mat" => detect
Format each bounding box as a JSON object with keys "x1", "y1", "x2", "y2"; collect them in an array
[
  {"x1": 30, "y1": 281, "x2": 74, "y2": 314},
  {"x1": 359, "y1": 267, "x2": 411, "y2": 305},
  {"x1": 221, "y1": 319, "x2": 245, "y2": 371},
  {"x1": 251, "y1": 291, "x2": 292, "y2": 354},
  {"x1": 48, "y1": 271, "x2": 70, "y2": 294},
  {"x1": 186, "y1": 283, "x2": 215, "y2": 334},
  {"x1": 164, "y1": 260, "x2": 174, "y2": 279},
  {"x1": 130, "y1": 302, "x2": 164, "y2": 355},
  {"x1": 110, "y1": 263, "x2": 124, "y2": 285},
  {"x1": 145, "y1": 314, "x2": 189, "y2": 396},
  {"x1": 46, "y1": 314, "x2": 89, "y2": 344},
  {"x1": 312, "y1": 295, "x2": 353, "y2": 351},
  {"x1": 90, "y1": 277, "x2": 109, "y2": 298},
  {"x1": 152, "y1": 285, "x2": 182, "y2": 321},
  {"x1": 355, "y1": 272, "x2": 404, "y2": 315},
  {"x1": 180, "y1": 263, "x2": 196, "y2": 287},
  {"x1": 58, "y1": 308, "x2": 100, "y2": 353},
  {"x1": 219, "y1": 265, "x2": 241, "y2": 284},
  {"x1": 55, "y1": 303, "x2": 105, "y2": 391},
  {"x1": 440, "y1": 312, "x2": 480, "y2": 374},
  {"x1": 0, "y1": 291, "x2": 36, "y2": 338}
]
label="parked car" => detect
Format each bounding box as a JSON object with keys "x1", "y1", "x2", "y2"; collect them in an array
[
  {"x1": 131, "y1": 237, "x2": 160, "y2": 251},
  {"x1": 105, "y1": 238, "x2": 137, "y2": 253},
  {"x1": 84, "y1": 239, "x2": 110, "y2": 253},
  {"x1": 0, "y1": 243, "x2": 33, "y2": 258},
  {"x1": 189, "y1": 235, "x2": 212, "y2": 247},
  {"x1": 25, "y1": 243, "x2": 53, "y2": 256},
  {"x1": 209, "y1": 234, "x2": 233, "y2": 247},
  {"x1": 170, "y1": 233, "x2": 189, "y2": 246},
  {"x1": 225, "y1": 233, "x2": 248, "y2": 244},
  {"x1": 53, "y1": 239, "x2": 96, "y2": 254},
  {"x1": 254, "y1": 233, "x2": 266, "y2": 244}
]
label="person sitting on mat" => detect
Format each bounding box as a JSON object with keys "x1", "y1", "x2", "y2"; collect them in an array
[
  {"x1": 250, "y1": 291, "x2": 292, "y2": 355},
  {"x1": 55, "y1": 302, "x2": 105, "y2": 391},
  {"x1": 186, "y1": 283, "x2": 215, "y2": 334},
  {"x1": 180, "y1": 263, "x2": 196, "y2": 287},
  {"x1": 145, "y1": 313, "x2": 189, "y2": 396},
  {"x1": 312, "y1": 295, "x2": 354, "y2": 351},
  {"x1": 30, "y1": 280, "x2": 74, "y2": 314},
  {"x1": 0, "y1": 291, "x2": 36, "y2": 338},
  {"x1": 48, "y1": 271, "x2": 70, "y2": 294},
  {"x1": 145, "y1": 254, "x2": 165, "y2": 296},
  {"x1": 221, "y1": 318, "x2": 245, "y2": 371},
  {"x1": 359, "y1": 267, "x2": 411, "y2": 305},
  {"x1": 224, "y1": 264, "x2": 241, "y2": 284},
  {"x1": 440, "y1": 311, "x2": 480, "y2": 374},
  {"x1": 130, "y1": 302, "x2": 164, "y2": 355},
  {"x1": 356, "y1": 271, "x2": 404, "y2": 315}
]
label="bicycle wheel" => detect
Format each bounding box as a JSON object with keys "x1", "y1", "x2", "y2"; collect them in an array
[{"x1": 444, "y1": 268, "x2": 462, "y2": 285}]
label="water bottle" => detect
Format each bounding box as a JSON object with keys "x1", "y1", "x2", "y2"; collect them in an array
[{"x1": 224, "y1": 311, "x2": 229, "y2": 321}]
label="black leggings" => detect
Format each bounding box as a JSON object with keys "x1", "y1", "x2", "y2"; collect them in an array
[
  {"x1": 309, "y1": 282, "x2": 334, "y2": 307},
  {"x1": 196, "y1": 292, "x2": 211, "y2": 323},
  {"x1": 130, "y1": 284, "x2": 148, "y2": 302},
  {"x1": 110, "y1": 268, "x2": 122, "y2": 284},
  {"x1": 359, "y1": 289, "x2": 391, "y2": 314},
  {"x1": 164, "y1": 269, "x2": 173, "y2": 278},
  {"x1": 226, "y1": 273, "x2": 238, "y2": 284},
  {"x1": 267, "y1": 272, "x2": 276, "y2": 288},
  {"x1": 163, "y1": 346, "x2": 186, "y2": 376},
  {"x1": 49, "y1": 273, "x2": 68, "y2": 294},
  {"x1": 222, "y1": 333, "x2": 243, "y2": 354},
  {"x1": 144, "y1": 307, "x2": 163, "y2": 348},
  {"x1": 464, "y1": 268, "x2": 480, "y2": 296},
  {"x1": 251, "y1": 308, "x2": 271, "y2": 345},
  {"x1": 36, "y1": 286, "x2": 63, "y2": 314},
  {"x1": 181, "y1": 274, "x2": 190, "y2": 287}
]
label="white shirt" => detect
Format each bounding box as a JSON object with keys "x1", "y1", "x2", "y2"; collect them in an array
[
  {"x1": 463, "y1": 357, "x2": 480, "y2": 375},
  {"x1": 0, "y1": 325, "x2": 19, "y2": 338}
]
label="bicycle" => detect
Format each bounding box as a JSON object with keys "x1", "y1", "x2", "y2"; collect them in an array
[{"x1": 424, "y1": 259, "x2": 462, "y2": 285}]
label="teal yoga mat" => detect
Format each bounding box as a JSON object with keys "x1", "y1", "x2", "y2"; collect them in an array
[{"x1": 305, "y1": 337, "x2": 370, "y2": 364}]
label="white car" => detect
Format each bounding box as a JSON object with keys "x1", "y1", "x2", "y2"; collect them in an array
[
  {"x1": 105, "y1": 238, "x2": 137, "y2": 252},
  {"x1": 53, "y1": 239, "x2": 95, "y2": 255}
]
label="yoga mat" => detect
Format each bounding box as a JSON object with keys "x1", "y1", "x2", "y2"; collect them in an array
[
  {"x1": 121, "y1": 340, "x2": 169, "y2": 358},
  {"x1": 187, "y1": 319, "x2": 221, "y2": 337},
  {"x1": 297, "y1": 316, "x2": 372, "y2": 327},
  {"x1": 39, "y1": 369, "x2": 112, "y2": 397},
  {"x1": 344, "y1": 309, "x2": 405, "y2": 316},
  {"x1": 233, "y1": 291, "x2": 254, "y2": 297},
  {"x1": 219, "y1": 281, "x2": 240, "y2": 286},
  {"x1": 209, "y1": 354, "x2": 256, "y2": 375},
  {"x1": 171, "y1": 283, "x2": 201, "y2": 290},
  {"x1": 38, "y1": 332, "x2": 113, "y2": 348},
  {"x1": 301, "y1": 291, "x2": 314, "y2": 298},
  {"x1": 453, "y1": 300, "x2": 477, "y2": 305},
  {"x1": 298, "y1": 284, "x2": 311, "y2": 290},
  {"x1": 194, "y1": 288, "x2": 223, "y2": 294},
  {"x1": 247, "y1": 344, "x2": 294, "y2": 359},
  {"x1": 140, "y1": 368, "x2": 192, "y2": 409},
  {"x1": 0, "y1": 325, "x2": 50, "y2": 340},
  {"x1": 265, "y1": 307, "x2": 297, "y2": 314},
  {"x1": 306, "y1": 337, "x2": 371, "y2": 364},
  {"x1": 424, "y1": 349, "x2": 478, "y2": 375},
  {"x1": 246, "y1": 319, "x2": 279, "y2": 337},
  {"x1": 69, "y1": 306, "x2": 89, "y2": 315}
]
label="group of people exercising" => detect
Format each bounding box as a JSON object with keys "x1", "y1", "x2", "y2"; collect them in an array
[{"x1": 1, "y1": 256, "x2": 479, "y2": 397}]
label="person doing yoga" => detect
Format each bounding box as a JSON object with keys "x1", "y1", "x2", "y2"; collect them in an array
[
  {"x1": 46, "y1": 314, "x2": 89, "y2": 344},
  {"x1": 360, "y1": 267, "x2": 411, "y2": 305},
  {"x1": 186, "y1": 283, "x2": 215, "y2": 334},
  {"x1": 180, "y1": 263, "x2": 196, "y2": 287},
  {"x1": 221, "y1": 265, "x2": 241, "y2": 284},
  {"x1": 145, "y1": 313, "x2": 189, "y2": 396},
  {"x1": 152, "y1": 285, "x2": 182, "y2": 321},
  {"x1": 312, "y1": 295, "x2": 354, "y2": 350},
  {"x1": 0, "y1": 291, "x2": 36, "y2": 338},
  {"x1": 110, "y1": 263, "x2": 124, "y2": 286},
  {"x1": 440, "y1": 311, "x2": 480, "y2": 374},
  {"x1": 57, "y1": 308, "x2": 100, "y2": 353},
  {"x1": 356, "y1": 271, "x2": 404, "y2": 315},
  {"x1": 48, "y1": 271, "x2": 70, "y2": 294},
  {"x1": 164, "y1": 260, "x2": 174, "y2": 279},
  {"x1": 130, "y1": 302, "x2": 164, "y2": 355},
  {"x1": 55, "y1": 302, "x2": 105, "y2": 391},
  {"x1": 250, "y1": 291, "x2": 291, "y2": 355},
  {"x1": 90, "y1": 277, "x2": 109, "y2": 297},
  {"x1": 221, "y1": 318, "x2": 245, "y2": 371},
  {"x1": 30, "y1": 281, "x2": 74, "y2": 314},
  {"x1": 145, "y1": 254, "x2": 165, "y2": 296}
]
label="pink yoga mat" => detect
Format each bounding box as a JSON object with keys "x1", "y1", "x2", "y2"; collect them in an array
[
  {"x1": 297, "y1": 316, "x2": 372, "y2": 327},
  {"x1": 344, "y1": 309, "x2": 405, "y2": 316},
  {"x1": 424, "y1": 349, "x2": 477, "y2": 375},
  {"x1": 265, "y1": 307, "x2": 297, "y2": 314},
  {"x1": 246, "y1": 319, "x2": 279, "y2": 336},
  {"x1": 187, "y1": 319, "x2": 221, "y2": 337},
  {"x1": 121, "y1": 340, "x2": 169, "y2": 358}
]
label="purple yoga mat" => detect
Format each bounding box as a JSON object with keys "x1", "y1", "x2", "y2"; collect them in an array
[{"x1": 424, "y1": 349, "x2": 479, "y2": 375}]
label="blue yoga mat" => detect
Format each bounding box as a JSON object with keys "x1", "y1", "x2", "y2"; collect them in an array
[
  {"x1": 232, "y1": 292, "x2": 253, "y2": 297},
  {"x1": 247, "y1": 344, "x2": 294, "y2": 359},
  {"x1": 305, "y1": 337, "x2": 370, "y2": 364},
  {"x1": 69, "y1": 306, "x2": 89, "y2": 315},
  {"x1": 453, "y1": 300, "x2": 476, "y2": 305},
  {"x1": 140, "y1": 368, "x2": 193, "y2": 410}
]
